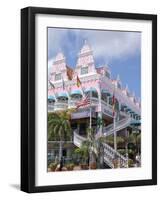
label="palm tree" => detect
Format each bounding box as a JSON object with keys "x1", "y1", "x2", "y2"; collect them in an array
[
  {"x1": 74, "y1": 144, "x2": 89, "y2": 166},
  {"x1": 85, "y1": 127, "x2": 103, "y2": 169},
  {"x1": 48, "y1": 110, "x2": 72, "y2": 164}
]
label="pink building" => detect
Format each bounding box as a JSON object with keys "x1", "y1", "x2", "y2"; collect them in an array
[
  {"x1": 48, "y1": 41, "x2": 141, "y2": 169},
  {"x1": 48, "y1": 40, "x2": 140, "y2": 117}
]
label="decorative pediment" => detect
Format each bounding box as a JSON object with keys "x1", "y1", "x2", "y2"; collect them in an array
[
  {"x1": 51, "y1": 52, "x2": 66, "y2": 74},
  {"x1": 76, "y1": 40, "x2": 96, "y2": 75}
]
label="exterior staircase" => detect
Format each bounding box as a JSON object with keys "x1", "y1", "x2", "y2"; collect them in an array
[
  {"x1": 73, "y1": 130, "x2": 128, "y2": 168},
  {"x1": 102, "y1": 116, "x2": 132, "y2": 136}
]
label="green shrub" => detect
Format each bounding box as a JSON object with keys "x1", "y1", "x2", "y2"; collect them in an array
[
  {"x1": 49, "y1": 162, "x2": 58, "y2": 171},
  {"x1": 65, "y1": 163, "x2": 75, "y2": 170}
]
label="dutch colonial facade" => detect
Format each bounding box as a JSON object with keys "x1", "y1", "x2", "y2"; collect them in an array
[{"x1": 48, "y1": 41, "x2": 141, "y2": 169}]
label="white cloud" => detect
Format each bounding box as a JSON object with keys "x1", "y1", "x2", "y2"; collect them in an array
[
  {"x1": 79, "y1": 30, "x2": 141, "y2": 63},
  {"x1": 48, "y1": 28, "x2": 141, "y2": 66}
]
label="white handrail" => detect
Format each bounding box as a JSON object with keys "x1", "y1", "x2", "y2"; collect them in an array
[
  {"x1": 73, "y1": 131, "x2": 128, "y2": 168},
  {"x1": 102, "y1": 142, "x2": 127, "y2": 168},
  {"x1": 103, "y1": 117, "x2": 131, "y2": 136},
  {"x1": 73, "y1": 130, "x2": 86, "y2": 147}
]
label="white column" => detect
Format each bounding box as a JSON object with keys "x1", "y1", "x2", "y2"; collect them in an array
[
  {"x1": 98, "y1": 84, "x2": 103, "y2": 136},
  {"x1": 125, "y1": 128, "x2": 129, "y2": 168},
  {"x1": 113, "y1": 115, "x2": 117, "y2": 151}
]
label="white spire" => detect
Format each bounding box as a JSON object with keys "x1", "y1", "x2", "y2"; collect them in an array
[
  {"x1": 54, "y1": 52, "x2": 65, "y2": 62},
  {"x1": 117, "y1": 74, "x2": 120, "y2": 81},
  {"x1": 125, "y1": 84, "x2": 128, "y2": 90},
  {"x1": 80, "y1": 40, "x2": 92, "y2": 54}
]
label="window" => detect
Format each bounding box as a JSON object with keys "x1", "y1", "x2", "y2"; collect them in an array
[
  {"x1": 105, "y1": 71, "x2": 110, "y2": 78},
  {"x1": 117, "y1": 82, "x2": 121, "y2": 89},
  {"x1": 81, "y1": 66, "x2": 88, "y2": 75},
  {"x1": 55, "y1": 73, "x2": 61, "y2": 81}
]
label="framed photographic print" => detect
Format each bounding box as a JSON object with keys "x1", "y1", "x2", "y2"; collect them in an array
[{"x1": 21, "y1": 7, "x2": 157, "y2": 193}]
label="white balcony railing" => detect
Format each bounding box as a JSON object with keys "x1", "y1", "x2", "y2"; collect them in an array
[
  {"x1": 48, "y1": 98, "x2": 129, "y2": 120},
  {"x1": 103, "y1": 116, "x2": 131, "y2": 136},
  {"x1": 73, "y1": 130, "x2": 87, "y2": 147},
  {"x1": 102, "y1": 142, "x2": 127, "y2": 168},
  {"x1": 54, "y1": 102, "x2": 68, "y2": 111},
  {"x1": 48, "y1": 104, "x2": 55, "y2": 112}
]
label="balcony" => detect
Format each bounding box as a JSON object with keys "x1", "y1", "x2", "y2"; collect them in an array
[
  {"x1": 68, "y1": 99, "x2": 78, "y2": 109},
  {"x1": 54, "y1": 101, "x2": 68, "y2": 111},
  {"x1": 48, "y1": 98, "x2": 121, "y2": 119},
  {"x1": 48, "y1": 104, "x2": 55, "y2": 112}
]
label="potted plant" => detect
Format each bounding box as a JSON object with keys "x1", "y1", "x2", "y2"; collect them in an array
[
  {"x1": 74, "y1": 147, "x2": 89, "y2": 169},
  {"x1": 65, "y1": 163, "x2": 75, "y2": 171},
  {"x1": 128, "y1": 159, "x2": 134, "y2": 167},
  {"x1": 89, "y1": 162, "x2": 97, "y2": 169},
  {"x1": 49, "y1": 162, "x2": 58, "y2": 171},
  {"x1": 80, "y1": 162, "x2": 89, "y2": 170},
  {"x1": 113, "y1": 159, "x2": 119, "y2": 168}
]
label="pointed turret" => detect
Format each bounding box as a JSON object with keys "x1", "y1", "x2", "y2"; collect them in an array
[
  {"x1": 50, "y1": 51, "x2": 68, "y2": 82},
  {"x1": 125, "y1": 84, "x2": 128, "y2": 91},
  {"x1": 117, "y1": 74, "x2": 120, "y2": 81},
  {"x1": 122, "y1": 84, "x2": 129, "y2": 96},
  {"x1": 76, "y1": 40, "x2": 96, "y2": 75},
  {"x1": 54, "y1": 52, "x2": 65, "y2": 64}
]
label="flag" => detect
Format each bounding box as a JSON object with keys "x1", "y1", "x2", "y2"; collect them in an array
[
  {"x1": 67, "y1": 67, "x2": 74, "y2": 80},
  {"x1": 62, "y1": 78, "x2": 65, "y2": 90},
  {"x1": 76, "y1": 94, "x2": 90, "y2": 108},
  {"x1": 112, "y1": 92, "x2": 116, "y2": 117},
  {"x1": 76, "y1": 75, "x2": 81, "y2": 87},
  {"x1": 49, "y1": 80, "x2": 55, "y2": 89}
]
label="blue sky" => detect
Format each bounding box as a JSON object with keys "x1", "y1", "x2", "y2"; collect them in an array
[{"x1": 48, "y1": 28, "x2": 141, "y2": 99}]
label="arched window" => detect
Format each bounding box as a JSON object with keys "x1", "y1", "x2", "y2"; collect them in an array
[{"x1": 81, "y1": 66, "x2": 88, "y2": 75}]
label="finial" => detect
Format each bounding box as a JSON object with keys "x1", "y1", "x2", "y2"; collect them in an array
[
  {"x1": 84, "y1": 39, "x2": 87, "y2": 44},
  {"x1": 117, "y1": 74, "x2": 120, "y2": 81}
]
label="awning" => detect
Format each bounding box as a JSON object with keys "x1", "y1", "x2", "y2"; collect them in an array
[
  {"x1": 84, "y1": 88, "x2": 98, "y2": 93},
  {"x1": 70, "y1": 90, "x2": 82, "y2": 96},
  {"x1": 130, "y1": 119, "x2": 141, "y2": 126},
  {"x1": 57, "y1": 92, "x2": 68, "y2": 98},
  {"x1": 130, "y1": 111, "x2": 135, "y2": 114},
  {"x1": 48, "y1": 95, "x2": 55, "y2": 100},
  {"x1": 126, "y1": 107, "x2": 131, "y2": 112},
  {"x1": 121, "y1": 103, "x2": 127, "y2": 108},
  {"x1": 101, "y1": 89, "x2": 111, "y2": 96}
]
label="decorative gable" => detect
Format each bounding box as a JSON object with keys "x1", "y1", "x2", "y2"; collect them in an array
[
  {"x1": 50, "y1": 52, "x2": 68, "y2": 82},
  {"x1": 76, "y1": 40, "x2": 96, "y2": 75}
]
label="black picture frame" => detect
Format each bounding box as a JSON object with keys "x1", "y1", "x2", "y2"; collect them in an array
[{"x1": 21, "y1": 6, "x2": 157, "y2": 193}]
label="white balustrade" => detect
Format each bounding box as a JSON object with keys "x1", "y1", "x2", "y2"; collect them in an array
[
  {"x1": 54, "y1": 102, "x2": 68, "y2": 111},
  {"x1": 73, "y1": 130, "x2": 127, "y2": 169},
  {"x1": 102, "y1": 142, "x2": 127, "y2": 168},
  {"x1": 73, "y1": 131, "x2": 87, "y2": 147},
  {"x1": 103, "y1": 117, "x2": 131, "y2": 136},
  {"x1": 48, "y1": 104, "x2": 55, "y2": 112}
]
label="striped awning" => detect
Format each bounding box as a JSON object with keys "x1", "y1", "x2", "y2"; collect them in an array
[
  {"x1": 70, "y1": 90, "x2": 82, "y2": 96},
  {"x1": 130, "y1": 110, "x2": 135, "y2": 114},
  {"x1": 48, "y1": 95, "x2": 55, "y2": 100},
  {"x1": 130, "y1": 119, "x2": 141, "y2": 126},
  {"x1": 57, "y1": 92, "x2": 68, "y2": 98},
  {"x1": 121, "y1": 103, "x2": 127, "y2": 108},
  {"x1": 84, "y1": 88, "x2": 97, "y2": 93},
  {"x1": 101, "y1": 89, "x2": 111, "y2": 96}
]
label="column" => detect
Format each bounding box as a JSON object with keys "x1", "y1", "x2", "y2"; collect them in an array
[
  {"x1": 98, "y1": 86, "x2": 103, "y2": 136},
  {"x1": 125, "y1": 128, "x2": 129, "y2": 168},
  {"x1": 98, "y1": 112, "x2": 103, "y2": 136}
]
